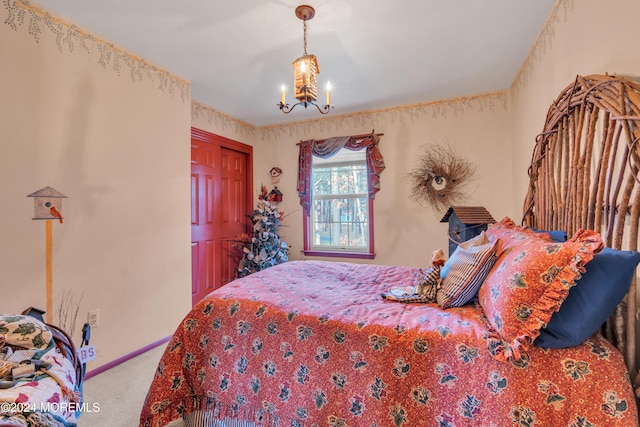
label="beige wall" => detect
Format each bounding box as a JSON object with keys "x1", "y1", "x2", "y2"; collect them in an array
[
  {"x1": 511, "y1": 0, "x2": 640, "y2": 372},
  {"x1": 254, "y1": 95, "x2": 513, "y2": 268},
  {"x1": 191, "y1": 101, "x2": 258, "y2": 145},
  {"x1": 509, "y1": 0, "x2": 640, "y2": 369},
  {"x1": 0, "y1": 3, "x2": 192, "y2": 368},
  {"x1": 193, "y1": 0, "x2": 640, "y2": 269},
  {"x1": 510, "y1": 0, "x2": 640, "y2": 213},
  {"x1": 4, "y1": 0, "x2": 640, "y2": 371}
]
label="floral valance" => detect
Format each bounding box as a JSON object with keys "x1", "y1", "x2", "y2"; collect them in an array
[{"x1": 297, "y1": 133, "x2": 385, "y2": 215}]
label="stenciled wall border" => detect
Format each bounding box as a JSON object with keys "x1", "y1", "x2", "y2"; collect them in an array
[
  {"x1": 3, "y1": 0, "x2": 190, "y2": 102},
  {"x1": 191, "y1": 91, "x2": 507, "y2": 142},
  {"x1": 257, "y1": 91, "x2": 508, "y2": 141},
  {"x1": 191, "y1": 101, "x2": 257, "y2": 140},
  {"x1": 510, "y1": 0, "x2": 574, "y2": 100},
  {"x1": 5, "y1": 0, "x2": 554, "y2": 140}
]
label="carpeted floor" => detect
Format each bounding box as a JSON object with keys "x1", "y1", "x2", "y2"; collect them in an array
[{"x1": 77, "y1": 343, "x2": 166, "y2": 427}]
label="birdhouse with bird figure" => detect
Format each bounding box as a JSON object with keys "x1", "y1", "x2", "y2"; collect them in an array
[
  {"x1": 440, "y1": 206, "x2": 495, "y2": 256},
  {"x1": 27, "y1": 186, "x2": 67, "y2": 223}
]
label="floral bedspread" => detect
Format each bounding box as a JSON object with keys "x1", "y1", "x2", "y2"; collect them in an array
[{"x1": 140, "y1": 261, "x2": 638, "y2": 427}]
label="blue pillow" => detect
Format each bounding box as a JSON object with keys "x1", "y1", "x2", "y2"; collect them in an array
[
  {"x1": 535, "y1": 247, "x2": 640, "y2": 348},
  {"x1": 530, "y1": 228, "x2": 567, "y2": 242}
]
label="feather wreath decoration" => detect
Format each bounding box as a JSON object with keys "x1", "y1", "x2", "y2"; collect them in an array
[{"x1": 408, "y1": 144, "x2": 475, "y2": 213}]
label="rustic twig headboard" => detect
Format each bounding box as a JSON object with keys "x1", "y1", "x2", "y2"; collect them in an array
[{"x1": 522, "y1": 74, "x2": 640, "y2": 378}]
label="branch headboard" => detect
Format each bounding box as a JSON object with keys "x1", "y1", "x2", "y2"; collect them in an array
[{"x1": 522, "y1": 74, "x2": 640, "y2": 377}]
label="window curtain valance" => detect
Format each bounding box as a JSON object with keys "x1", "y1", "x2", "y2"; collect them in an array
[{"x1": 297, "y1": 133, "x2": 385, "y2": 215}]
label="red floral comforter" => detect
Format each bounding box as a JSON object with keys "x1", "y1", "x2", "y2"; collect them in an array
[{"x1": 140, "y1": 261, "x2": 638, "y2": 427}]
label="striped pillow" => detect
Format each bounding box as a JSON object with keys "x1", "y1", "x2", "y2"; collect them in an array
[{"x1": 437, "y1": 232, "x2": 500, "y2": 309}]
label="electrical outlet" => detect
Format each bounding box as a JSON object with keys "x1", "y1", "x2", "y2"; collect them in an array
[{"x1": 88, "y1": 309, "x2": 100, "y2": 328}]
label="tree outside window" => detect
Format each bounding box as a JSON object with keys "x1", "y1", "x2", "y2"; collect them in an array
[{"x1": 305, "y1": 149, "x2": 374, "y2": 258}]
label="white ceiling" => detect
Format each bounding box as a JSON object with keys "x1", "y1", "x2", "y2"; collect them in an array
[{"x1": 35, "y1": 0, "x2": 556, "y2": 127}]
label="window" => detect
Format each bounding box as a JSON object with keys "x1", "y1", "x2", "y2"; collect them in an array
[
  {"x1": 303, "y1": 148, "x2": 375, "y2": 258},
  {"x1": 297, "y1": 134, "x2": 384, "y2": 259}
]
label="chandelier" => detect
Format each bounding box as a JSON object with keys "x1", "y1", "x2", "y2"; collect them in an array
[{"x1": 278, "y1": 5, "x2": 332, "y2": 115}]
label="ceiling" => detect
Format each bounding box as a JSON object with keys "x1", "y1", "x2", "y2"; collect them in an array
[{"x1": 35, "y1": 0, "x2": 556, "y2": 127}]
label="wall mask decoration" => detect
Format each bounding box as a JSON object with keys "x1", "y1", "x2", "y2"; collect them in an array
[{"x1": 407, "y1": 144, "x2": 475, "y2": 213}]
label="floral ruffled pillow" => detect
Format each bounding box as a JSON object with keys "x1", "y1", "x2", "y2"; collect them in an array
[{"x1": 479, "y1": 218, "x2": 603, "y2": 362}]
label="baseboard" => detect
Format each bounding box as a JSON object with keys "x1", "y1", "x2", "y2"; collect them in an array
[{"x1": 85, "y1": 335, "x2": 170, "y2": 380}]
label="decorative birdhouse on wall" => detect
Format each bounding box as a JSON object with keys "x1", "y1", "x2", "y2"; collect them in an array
[
  {"x1": 440, "y1": 206, "x2": 495, "y2": 256},
  {"x1": 27, "y1": 186, "x2": 67, "y2": 223},
  {"x1": 268, "y1": 187, "x2": 283, "y2": 203}
]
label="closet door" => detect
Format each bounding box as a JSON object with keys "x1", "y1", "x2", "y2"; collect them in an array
[
  {"x1": 220, "y1": 147, "x2": 248, "y2": 286},
  {"x1": 191, "y1": 128, "x2": 252, "y2": 306}
]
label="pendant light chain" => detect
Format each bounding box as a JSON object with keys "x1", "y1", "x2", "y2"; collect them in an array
[{"x1": 303, "y1": 18, "x2": 308, "y2": 56}]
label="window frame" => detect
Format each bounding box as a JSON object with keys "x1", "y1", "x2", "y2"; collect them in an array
[{"x1": 302, "y1": 151, "x2": 376, "y2": 259}]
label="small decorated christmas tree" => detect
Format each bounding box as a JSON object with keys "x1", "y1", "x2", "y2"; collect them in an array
[{"x1": 237, "y1": 186, "x2": 289, "y2": 277}]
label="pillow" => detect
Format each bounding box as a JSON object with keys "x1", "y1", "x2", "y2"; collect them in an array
[
  {"x1": 485, "y1": 217, "x2": 552, "y2": 249},
  {"x1": 437, "y1": 232, "x2": 500, "y2": 309},
  {"x1": 479, "y1": 218, "x2": 603, "y2": 362},
  {"x1": 530, "y1": 228, "x2": 568, "y2": 243},
  {"x1": 535, "y1": 247, "x2": 640, "y2": 348},
  {"x1": 0, "y1": 314, "x2": 53, "y2": 352}
]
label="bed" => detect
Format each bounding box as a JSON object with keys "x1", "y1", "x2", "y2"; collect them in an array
[
  {"x1": 0, "y1": 312, "x2": 89, "y2": 427},
  {"x1": 140, "y1": 74, "x2": 640, "y2": 426}
]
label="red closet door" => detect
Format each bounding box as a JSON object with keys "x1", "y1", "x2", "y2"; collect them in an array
[
  {"x1": 191, "y1": 129, "x2": 252, "y2": 306},
  {"x1": 220, "y1": 147, "x2": 248, "y2": 286}
]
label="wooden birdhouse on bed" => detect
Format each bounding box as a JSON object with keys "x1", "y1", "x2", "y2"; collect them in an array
[{"x1": 440, "y1": 206, "x2": 495, "y2": 256}]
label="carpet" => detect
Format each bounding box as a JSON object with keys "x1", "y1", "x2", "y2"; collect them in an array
[{"x1": 77, "y1": 343, "x2": 166, "y2": 427}]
